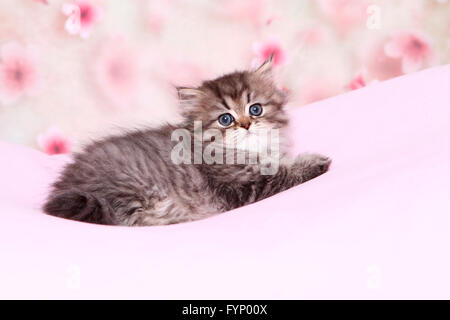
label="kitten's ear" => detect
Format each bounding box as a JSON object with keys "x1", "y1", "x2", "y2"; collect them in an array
[
  {"x1": 176, "y1": 86, "x2": 203, "y2": 101},
  {"x1": 254, "y1": 54, "x2": 274, "y2": 77}
]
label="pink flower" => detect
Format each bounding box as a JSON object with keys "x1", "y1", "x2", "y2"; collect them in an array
[
  {"x1": 147, "y1": 0, "x2": 171, "y2": 34},
  {"x1": 347, "y1": 73, "x2": 366, "y2": 91},
  {"x1": 93, "y1": 37, "x2": 142, "y2": 109},
  {"x1": 0, "y1": 42, "x2": 43, "y2": 105},
  {"x1": 384, "y1": 32, "x2": 437, "y2": 74},
  {"x1": 62, "y1": 0, "x2": 103, "y2": 38},
  {"x1": 252, "y1": 37, "x2": 285, "y2": 68},
  {"x1": 37, "y1": 127, "x2": 72, "y2": 155},
  {"x1": 364, "y1": 39, "x2": 403, "y2": 81}
]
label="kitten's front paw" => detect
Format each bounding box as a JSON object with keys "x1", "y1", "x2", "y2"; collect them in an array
[{"x1": 292, "y1": 153, "x2": 331, "y2": 181}]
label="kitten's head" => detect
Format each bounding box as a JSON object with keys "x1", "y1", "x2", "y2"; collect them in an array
[{"x1": 178, "y1": 56, "x2": 288, "y2": 153}]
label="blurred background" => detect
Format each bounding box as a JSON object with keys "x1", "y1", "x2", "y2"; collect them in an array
[{"x1": 1, "y1": 0, "x2": 449, "y2": 154}]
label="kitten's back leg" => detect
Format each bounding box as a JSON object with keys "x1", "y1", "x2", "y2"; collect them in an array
[{"x1": 43, "y1": 189, "x2": 115, "y2": 225}]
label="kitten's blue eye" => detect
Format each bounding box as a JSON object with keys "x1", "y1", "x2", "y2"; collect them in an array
[
  {"x1": 249, "y1": 103, "x2": 263, "y2": 116},
  {"x1": 218, "y1": 113, "x2": 234, "y2": 127}
]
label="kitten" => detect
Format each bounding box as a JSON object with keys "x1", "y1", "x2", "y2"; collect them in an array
[{"x1": 43, "y1": 57, "x2": 331, "y2": 226}]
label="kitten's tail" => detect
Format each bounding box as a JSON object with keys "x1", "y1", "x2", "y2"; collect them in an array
[{"x1": 43, "y1": 189, "x2": 114, "y2": 225}]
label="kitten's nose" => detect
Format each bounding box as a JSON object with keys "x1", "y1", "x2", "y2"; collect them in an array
[{"x1": 240, "y1": 122, "x2": 251, "y2": 130}]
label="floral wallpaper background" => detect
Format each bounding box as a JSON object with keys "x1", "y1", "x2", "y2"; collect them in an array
[{"x1": 1, "y1": 0, "x2": 449, "y2": 154}]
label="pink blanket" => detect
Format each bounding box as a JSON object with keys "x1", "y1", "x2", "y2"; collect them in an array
[{"x1": 1, "y1": 65, "x2": 450, "y2": 299}]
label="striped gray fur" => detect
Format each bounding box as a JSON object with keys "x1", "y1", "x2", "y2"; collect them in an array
[{"x1": 43, "y1": 57, "x2": 330, "y2": 226}]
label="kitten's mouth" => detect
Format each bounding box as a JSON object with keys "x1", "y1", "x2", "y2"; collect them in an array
[{"x1": 240, "y1": 127, "x2": 254, "y2": 134}]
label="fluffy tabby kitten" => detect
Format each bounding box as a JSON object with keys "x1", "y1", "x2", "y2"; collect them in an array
[{"x1": 44, "y1": 57, "x2": 331, "y2": 226}]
